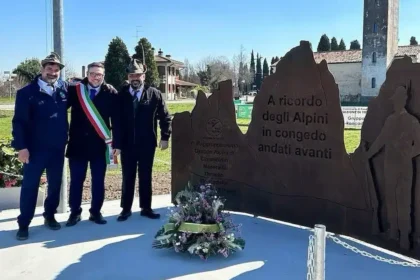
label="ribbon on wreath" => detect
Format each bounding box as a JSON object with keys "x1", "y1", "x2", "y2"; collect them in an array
[{"x1": 163, "y1": 222, "x2": 225, "y2": 234}]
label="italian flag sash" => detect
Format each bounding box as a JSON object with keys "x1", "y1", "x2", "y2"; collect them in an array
[{"x1": 75, "y1": 83, "x2": 117, "y2": 165}]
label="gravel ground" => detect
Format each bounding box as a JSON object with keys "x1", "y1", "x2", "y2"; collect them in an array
[{"x1": 74, "y1": 172, "x2": 171, "y2": 202}]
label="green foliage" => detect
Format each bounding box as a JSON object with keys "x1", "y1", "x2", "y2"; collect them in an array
[
  {"x1": 13, "y1": 58, "x2": 41, "y2": 84},
  {"x1": 317, "y1": 34, "x2": 331, "y2": 52},
  {"x1": 350, "y1": 40, "x2": 361, "y2": 50},
  {"x1": 263, "y1": 58, "x2": 269, "y2": 79},
  {"x1": 250, "y1": 50, "x2": 255, "y2": 85},
  {"x1": 338, "y1": 39, "x2": 347, "y2": 50},
  {"x1": 0, "y1": 139, "x2": 23, "y2": 188},
  {"x1": 104, "y1": 37, "x2": 131, "y2": 90},
  {"x1": 133, "y1": 38, "x2": 159, "y2": 87},
  {"x1": 410, "y1": 36, "x2": 418, "y2": 46},
  {"x1": 331, "y1": 37, "x2": 339, "y2": 51},
  {"x1": 255, "y1": 54, "x2": 262, "y2": 90},
  {"x1": 193, "y1": 85, "x2": 210, "y2": 93}
]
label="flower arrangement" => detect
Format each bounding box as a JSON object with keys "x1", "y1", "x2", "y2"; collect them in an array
[
  {"x1": 0, "y1": 139, "x2": 23, "y2": 188},
  {"x1": 153, "y1": 183, "x2": 245, "y2": 260}
]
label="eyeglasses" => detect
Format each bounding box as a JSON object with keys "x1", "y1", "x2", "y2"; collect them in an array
[{"x1": 89, "y1": 72, "x2": 104, "y2": 78}]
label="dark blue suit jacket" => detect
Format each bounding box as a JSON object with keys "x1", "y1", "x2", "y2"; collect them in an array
[{"x1": 11, "y1": 75, "x2": 69, "y2": 152}]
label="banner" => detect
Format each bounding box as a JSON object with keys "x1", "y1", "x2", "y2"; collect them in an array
[{"x1": 341, "y1": 106, "x2": 367, "y2": 129}]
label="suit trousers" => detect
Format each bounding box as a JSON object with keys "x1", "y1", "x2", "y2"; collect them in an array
[
  {"x1": 120, "y1": 145, "x2": 156, "y2": 211},
  {"x1": 68, "y1": 156, "x2": 106, "y2": 216},
  {"x1": 17, "y1": 148, "x2": 65, "y2": 228}
]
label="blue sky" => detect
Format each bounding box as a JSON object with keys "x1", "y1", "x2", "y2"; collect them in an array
[{"x1": 0, "y1": 0, "x2": 419, "y2": 77}]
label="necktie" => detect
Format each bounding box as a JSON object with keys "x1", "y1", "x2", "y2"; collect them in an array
[
  {"x1": 90, "y1": 89, "x2": 96, "y2": 100},
  {"x1": 133, "y1": 92, "x2": 139, "y2": 112}
]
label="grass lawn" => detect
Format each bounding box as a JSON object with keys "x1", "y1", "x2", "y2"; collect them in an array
[{"x1": 0, "y1": 104, "x2": 362, "y2": 174}]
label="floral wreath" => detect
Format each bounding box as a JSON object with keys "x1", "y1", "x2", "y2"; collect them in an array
[{"x1": 153, "y1": 183, "x2": 245, "y2": 260}]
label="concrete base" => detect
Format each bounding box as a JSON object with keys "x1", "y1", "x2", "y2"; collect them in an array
[
  {"x1": 0, "y1": 187, "x2": 45, "y2": 211},
  {"x1": 0, "y1": 195, "x2": 419, "y2": 280}
]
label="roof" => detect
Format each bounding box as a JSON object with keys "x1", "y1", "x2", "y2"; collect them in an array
[
  {"x1": 270, "y1": 45, "x2": 420, "y2": 66},
  {"x1": 176, "y1": 80, "x2": 198, "y2": 87},
  {"x1": 155, "y1": 55, "x2": 184, "y2": 67}
]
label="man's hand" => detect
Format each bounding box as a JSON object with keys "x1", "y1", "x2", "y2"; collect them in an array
[
  {"x1": 104, "y1": 83, "x2": 118, "y2": 94},
  {"x1": 159, "y1": 140, "x2": 169, "y2": 150},
  {"x1": 18, "y1": 149, "x2": 30, "y2": 164},
  {"x1": 113, "y1": 149, "x2": 121, "y2": 157}
]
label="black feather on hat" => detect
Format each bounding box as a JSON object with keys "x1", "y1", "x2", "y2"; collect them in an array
[{"x1": 126, "y1": 58, "x2": 147, "y2": 74}]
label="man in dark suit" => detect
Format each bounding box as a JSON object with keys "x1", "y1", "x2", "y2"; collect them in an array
[
  {"x1": 117, "y1": 58, "x2": 171, "y2": 221},
  {"x1": 65, "y1": 62, "x2": 121, "y2": 226},
  {"x1": 12, "y1": 52, "x2": 69, "y2": 240}
]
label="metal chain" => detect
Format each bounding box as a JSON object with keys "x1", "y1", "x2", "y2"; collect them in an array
[
  {"x1": 327, "y1": 234, "x2": 420, "y2": 268},
  {"x1": 307, "y1": 234, "x2": 315, "y2": 280}
]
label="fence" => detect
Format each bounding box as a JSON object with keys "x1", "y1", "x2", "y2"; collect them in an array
[
  {"x1": 233, "y1": 100, "x2": 368, "y2": 129},
  {"x1": 306, "y1": 224, "x2": 420, "y2": 280}
]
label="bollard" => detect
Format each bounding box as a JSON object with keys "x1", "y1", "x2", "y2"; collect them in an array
[
  {"x1": 57, "y1": 158, "x2": 68, "y2": 213},
  {"x1": 314, "y1": 224, "x2": 326, "y2": 280}
]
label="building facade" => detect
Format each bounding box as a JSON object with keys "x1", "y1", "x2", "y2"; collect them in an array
[
  {"x1": 155, "y1": 49, "x2": 184, "y2": 100},
  {"x1": 271, "y1": 0, "x2": 420, "y2": 103}
]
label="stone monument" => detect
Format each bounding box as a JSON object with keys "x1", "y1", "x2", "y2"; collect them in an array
[{"x1": 171, "y1": 41, "x2": 420, "y2": 258}]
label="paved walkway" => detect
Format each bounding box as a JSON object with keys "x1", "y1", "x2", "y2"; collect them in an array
[{"x1": 1, "y1": 195, "x2": 420, "y2": 280}]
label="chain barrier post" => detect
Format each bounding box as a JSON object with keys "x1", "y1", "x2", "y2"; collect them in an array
[
  {"x1": 314, "y1": 224, "x2": 326, "y2": 280},
  {"x1": 57, "y1": 158, "x2": 68, "y2": 213}
]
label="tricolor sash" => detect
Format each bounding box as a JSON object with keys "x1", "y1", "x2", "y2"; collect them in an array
[{"x1": 75, "y1": 83, "x2": 117, "y2": 165}]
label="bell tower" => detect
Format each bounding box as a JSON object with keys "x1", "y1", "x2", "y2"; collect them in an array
[{"x1": 361, "y1": 0, "x2": 399, "y2": 101}]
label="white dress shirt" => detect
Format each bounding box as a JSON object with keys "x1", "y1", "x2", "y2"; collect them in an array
[
  {"x1": 38, "y1": 78, "x2": 58, "y2": 96},
  {"x1": 88, "y1": 84, "x2": 101, "y2": 97},
  {"x1": 129, "y1": 85, "x2": 143, "y2": 101}
]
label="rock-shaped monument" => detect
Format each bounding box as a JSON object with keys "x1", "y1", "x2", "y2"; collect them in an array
[{"x1": 171, "y1": 41, "x2": 420, "y2": 258}]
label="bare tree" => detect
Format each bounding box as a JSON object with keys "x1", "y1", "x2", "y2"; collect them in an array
[
  {"x1": 196, "y1": 56, "x2": 235, "y2": 90},
  {"x1": 64, "y1": 62, "x2": 79, "y2": 80},
  {"x1": 232, "y1": 44, "x2": 248, "y2": 92}
]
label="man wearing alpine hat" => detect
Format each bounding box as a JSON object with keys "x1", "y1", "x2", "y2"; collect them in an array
[
  {"x1": 12, "y1": 52, "x2": 69, "y2": 240},
  {"x1": 117, "y1": 58, "x2": 171, "y2": 221}
]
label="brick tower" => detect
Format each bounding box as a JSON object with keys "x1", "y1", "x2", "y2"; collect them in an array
[{"x1": 361, "y1": 0, "x2": 399, "y2": 101}]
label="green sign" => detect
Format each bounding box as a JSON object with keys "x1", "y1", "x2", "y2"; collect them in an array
[{"x1": 237, "y1": 104, "x2": 253, "y2": 119}]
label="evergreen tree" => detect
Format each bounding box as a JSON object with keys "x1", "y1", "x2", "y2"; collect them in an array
[
  {"x1": 250, "y1": 50, "x2": 256, "y2": 85},
  {"x1": 349, "y1": 40, "x2": 361, "y2": 50},
  {"x1": 255, "y1": 54, "x2": 263, "y2": 90},
  {"x1": 275, "y1": 56, "x2": 279, "y2": 62},
  {"x1": 104, "y1": 37, "x2": 131, "y2": 89},
  {"x1": 13, "y1": 58, "x2": 41, "y2": 84},
  {"x1": 410, "y1": 36, "x2": 418, "y2": 45},
  {"x1": 271, "y1": 57, "x2": 274, "y2": 65},
  {"x1": 317, "y1": 34, "x2": 331, "y2": 52},
  {"x1": 263, "y1": 58, "x2": 269, "y2": 79},
  {"x1": 133, "y1": 37, "x2": 159, "y2": 86},
  {"x1": 338, "y1": 39, "x2": 346, "y2": 50},
  {"x1": 330, "y1": 37, "x2": 339, "y2": 51}
]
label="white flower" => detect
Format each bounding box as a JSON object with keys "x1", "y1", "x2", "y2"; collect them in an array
[
  {"x1": 176, "y1": 242, "x2": 181, "y2": 246},
  {"x1": 203, "y1": 248, "x2": 208, "y2": 253}
]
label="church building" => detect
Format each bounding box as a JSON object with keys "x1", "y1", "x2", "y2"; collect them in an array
[{"x1": 271, "y1": 0, "x2": 420, "y2": 103}]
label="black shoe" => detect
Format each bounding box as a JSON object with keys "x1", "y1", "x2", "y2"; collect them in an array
[
  {"x1": 44, "y1": 216, "x2": 61, "y2": 230},
  {"x1": 140, "y1": 209, "x2": 160, "y2": 219},
  {"x1": 16, "y1": 227, "x2": 28, "y2": 241},
  {"x1": 66, "y1": 214, "x2": 81, "y2": 227},
  {"x1": 117, "y1": 210, "x2": 132, "y2": 222},
  {"x1": 89, "y1": 213, "x2": 107, "y2": 225}
]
